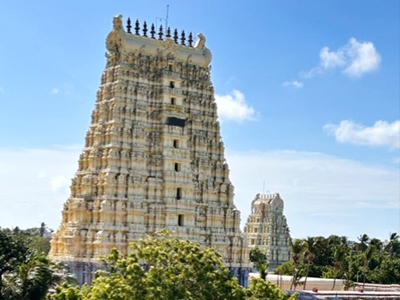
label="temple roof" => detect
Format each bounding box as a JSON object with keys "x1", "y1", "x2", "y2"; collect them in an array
[{"x1": 106, "y1": 15, "x2": 212, "y2": 67}]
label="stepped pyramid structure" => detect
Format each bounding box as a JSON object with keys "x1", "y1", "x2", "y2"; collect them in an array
[
  {"x1": 244, "y1": 193, "x2": 291, "y2": 270},
  {"x1": 49, "y1": 15, "x2": 250, "y2": 285}
]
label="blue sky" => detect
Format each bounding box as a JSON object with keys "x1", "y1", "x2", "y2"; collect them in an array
[{"x1": 0, "y1": 0, "x2": 398, "y2": 241}]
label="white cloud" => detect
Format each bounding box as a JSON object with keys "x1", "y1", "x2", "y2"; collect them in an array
[
  {"x1": 344, "y1": 38, "x2": 382, "y2": 77},
  {"x1": 50, "y1": 175, "x2": 70, "y2": 192},
  {"x1": 283, "y1": 80, "x2": 304, "y2": 88},
  {"x1": 0, "y1": 146, "x2": 398, "y2": 240},
  {"x1": 215, "y1": 90, "x2": 258, "y2": 123},
  {"x1": 0, "y1": 147, "x2": 80, "y2": 230},
  {"x1": 320, "y1": 46, "x2": 346, "y2": 69},
  {"x1": 50, "y1": 84, "x2": 75, "y2": 96},
  {"x1": 324, "y1": 120, "x2": 400, "y2": 149},
  {"x1": 226, "y1": 150, "x2": 399, "y2": 240},
  {"x1": 51, "y1": 88, "x2": 59, "y2": 95},
  {"x1": 304, "y1": 38, "x2": 381, "y2": 78}
]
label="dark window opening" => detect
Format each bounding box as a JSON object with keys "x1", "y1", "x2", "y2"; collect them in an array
[
  {"x1": 168, "y1": 64, "x2": 173, "y2": 71},
  {"x1": 176, "y1": 187, "x2": 182, "y2": 200},
  {"x1": 169, "y1": 81, "x2": 175, "y2": 88},
  {"x1": 166, "y1": 117, "x2": 185, "y2": 127},
  {"x1": 178, "y1": 214, "x2": 184, "y2": 226},
  {"x1": 173, "y1": 139, "x2": 179, "y2": 148},
  {"x1": 171, "y1": 97, "x2": 176, "y2": 105},
  {"x1": 174, "y1": 163, "x2": 181, "y2": 172}
]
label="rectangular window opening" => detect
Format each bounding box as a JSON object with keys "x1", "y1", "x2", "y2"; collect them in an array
[
  {"x1": 169, "y1": 81, "x2": 175, "y2": 88},
  {"x1": 173, "y1": 139, "x2": 179, "y2": 148},
  {"x1": 166, "y1": 117, "x2": 185, "y2": 127},
  {"x1": 176, "y1": 187, "x2": 182, "y2": 200},
  {"x1": 171, "y1": 97, "x2": 176, "y2": 105},
  {"x1": 178, "y1": 214, "x2": 184, "y2": 226},
  {"x1": 174, "y1": 163, "x2": 181, "y2": 172}
]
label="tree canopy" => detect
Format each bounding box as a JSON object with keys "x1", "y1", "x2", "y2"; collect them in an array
[
  {"x1": 50, "y1": 230, "x2": 298, "y2": 300},
  {"x1": 0, "y1": 227, "x2": 72, "y2": 300},
  {"x1": 249, "y1": 248, "x2": 268, "y2": 280},
  {"x1": 274, "y1": 233, "x2": 400, "y2": 290}
]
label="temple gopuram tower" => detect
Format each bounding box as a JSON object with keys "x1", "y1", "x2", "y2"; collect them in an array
[
  {"x1": 49, "y1": 15, "x2": 249, "y2": 285},
  {"x1": 244, "y1": 193, "x2": 291, "y2": 270}
]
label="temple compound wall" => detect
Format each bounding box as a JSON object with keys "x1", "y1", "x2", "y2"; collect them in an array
[
  {"x1": 49, "y1": 15, "x2": 250, "y2": 286},
  {"x1": 244, "y1": 193, "x2": 291, "y2": 270}
]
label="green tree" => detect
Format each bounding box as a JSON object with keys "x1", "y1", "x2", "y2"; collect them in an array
[
  {"x1": 356, "y1": 234, "x2": 369, "y2": 252},
  {"x1": 274, "y1": 260, "x2": 295, "y2": 276},
  {"x1": 331, "y1": 245, "x2": 346, "y2": 290},
  {"x1": 1, "y1": 224, "x2": 52, "y2": 255},
  {"x1": 0, "y1": 227, "x2": 73, "y2": 300},
  {"x1": 249, "y1": 248, "x2": 268, "y2": 280},
  {"x1": 303, "y1": 237, "x2": 316, "y2": 290},
  {"x1": 0, "y1": 229, "x2": 30, "y2": 298},
  {"x1": 39, "y1": 222, "x2": 47, "y2": 238},
  {"x1": 384, "y1": 232, "x2": 400, "y2": 257},
  {"x1": 369, "y1": 255, "x2": 400, "y2": 284},
  {"x1": 246, "y1": 278, "x2": 298, "y2": 300},
  {"x1": 54, "y1": 230, "x2": 245, "y2": 300},
  {"x1": 1, "y1": 255, "x2": 69, "y2": 300},
  {"x1": 362, "y1": 244, "x2": 376, "y2": 289},
  {"x1": 51, "y1": 230, "x2": 297, "y2": 300},
  {"x1": 369, "y1": 238, "x2": 383, "y2": 252},
  {"x1": 288, "y1": 239, "x2": 305, "y2": 290}
]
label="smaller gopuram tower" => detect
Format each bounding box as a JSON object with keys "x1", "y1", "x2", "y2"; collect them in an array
[{"x1": 244, "y1": 193, "x2": 291, "y2": 270}]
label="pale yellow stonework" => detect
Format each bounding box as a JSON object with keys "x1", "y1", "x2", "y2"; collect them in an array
[
  {"x1": 244, "y1": 193, "x2": 291, "y2": 270},
  {"x1": 49, "y1": 15, "x2": 250, "y2": 285}
]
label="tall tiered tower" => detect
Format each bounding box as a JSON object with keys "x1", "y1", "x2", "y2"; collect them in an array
[
  {"x1": 49, "y1": 15, "x2": 249, "y2": 285},
  {"x1": 244, "y1": 193, "x2": 291, "y2": 270}
]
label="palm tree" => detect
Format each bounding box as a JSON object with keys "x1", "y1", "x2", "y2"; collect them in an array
[
  {"x1": 303, "y1": 237, "x2": 316, "y2": 290},
  {"x1": 258, "y1": 261, "x2": 269, "y2": 281},
  {"x1": 249, "y1": 248, "x2": 269, "y2": 280},
  {"x1": 356, "y1": 234, "x2": 369, "y2": 252},
  {"x1": 331, "y1": 245, "x2": 346, "y2": 290},
  {"x1": 362, "y1": 245, "x2": 376, "y2": 290},
  {"x1": 39, "y1": 222, "x2": 47, "y2": 238},
  {"x1": 1, "y1": 254, "x2": 73, "y2": 300},
  {"x1": 289, "y1": 239, "x2": 305, "y2": 290},
  {"x1": 291, "y1": 267, "x2": 304, "y2": 291},
  {"x1": 384, "y1": 232, "x2": 400, "y2": 257},
  {"x1": 369, "y1": 238, "x2": 383, "y2": 252},
  {"x1": 290, "y1": 239, "x2": 305, "y2": 267},
  {"x1": 340, "y1": 236, "x2": 349, "y2": 247}
]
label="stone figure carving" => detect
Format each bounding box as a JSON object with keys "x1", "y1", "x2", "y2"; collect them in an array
[
  {"x1": 113, "y1": 14, "x2": 123, "y2": 31},
  {"x1": 195, "y1": 33, "x2": 206, "y2": 49}
]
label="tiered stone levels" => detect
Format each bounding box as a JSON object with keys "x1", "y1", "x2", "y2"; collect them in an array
[
  {"x1": 49, "y1": 15, "x2": 249, "y2": 285},
  {"x1": 244, "y1": 193, "x2": 291, "y2": 270}
]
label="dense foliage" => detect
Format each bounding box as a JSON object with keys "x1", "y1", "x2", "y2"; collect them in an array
[
  {"x1": 1, "y1": 223, "x2": 52, "y2": 255},
  {"x1": 49, "y1": 230, "x2": 298, "y2": 300},
  {"x1": 249, "y1": 248, "x2": 268, "y2": 280},
  {"x1": 274, "y1": 233, "x2": 400, "y2": 289},
  {"x1": 0, "y1": 226, "x2": 72, "y2": 300}
]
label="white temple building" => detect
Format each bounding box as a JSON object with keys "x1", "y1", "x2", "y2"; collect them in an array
[
  {"x1": 49, "y1": 15, "x2": 250, "y2": 285},
  {"x1": 244, "y1": 193, "x2": 291, "y2": 270}
]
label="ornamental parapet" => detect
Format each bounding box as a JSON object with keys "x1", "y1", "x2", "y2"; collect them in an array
[{"x1": 107, "y1": 15, "x2": 212, "y2": 67}]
